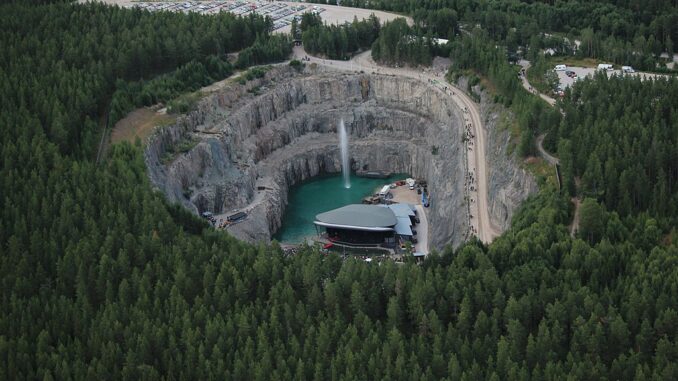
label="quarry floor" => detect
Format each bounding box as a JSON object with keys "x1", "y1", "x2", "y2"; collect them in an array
[
  {"x1": 389, "y1": 185, "x2": 429, "y2": 255},
  {"x1": 389, "y1": 185, "x2": 420, "y2": 205}
]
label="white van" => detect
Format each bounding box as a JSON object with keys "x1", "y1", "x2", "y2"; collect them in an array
[
  {"x1": 554, "y1": 64, "x2": 567, "y2": 71},
  {"x1": 622, "y1": 66, "x2": 635, "y2": 73},
  {"x1": 379, "y1": 185, "x2": 390, "y2": 197},
  {"x1": 597, "y1": 63, "x2": 613, "y2": 71},
  {"x1": 406, "y1": 178, "x2": 416, "y2": 190}
]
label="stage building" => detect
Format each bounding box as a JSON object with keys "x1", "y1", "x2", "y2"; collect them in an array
[{"x1": 314, "y1": 204, "x2": 417, "y2": 247}]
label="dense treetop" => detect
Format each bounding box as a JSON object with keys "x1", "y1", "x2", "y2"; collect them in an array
[
  {"x1": 371, "y1": 18, "x2": 435, "y2": 67},
  {"x1": 299, "y1": 13, "x2": 380, "y2": 60},
  {"x1": 555, "y1": 74, "x2": 678, "y2": 221}
]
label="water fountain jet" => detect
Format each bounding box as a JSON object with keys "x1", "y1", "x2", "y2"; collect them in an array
[{"x1": 338, "y1": 119, "x2": 351, "y2": 189}]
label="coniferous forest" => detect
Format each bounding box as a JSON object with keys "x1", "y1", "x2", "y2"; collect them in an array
[
  {"x1": 299, "y1": 13, "x2": 380, "y2": 60},
  {"x1": 1, "y1": 1, "x2": 677, "y2": 380},
  {"x1": 330, "y1": 0, "x2": 678, "y2": 69}
]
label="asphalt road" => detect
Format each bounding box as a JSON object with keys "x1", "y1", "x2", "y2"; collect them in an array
[{"x1": 414, "y1": 205, "x2": 429, "y2": 255}]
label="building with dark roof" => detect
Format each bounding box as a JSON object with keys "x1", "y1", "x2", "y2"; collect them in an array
[{"x1": 314, "y1": 204, "x2": 416, "y2": 246}]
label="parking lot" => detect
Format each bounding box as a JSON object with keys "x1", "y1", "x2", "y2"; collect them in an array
[
  {"x1": 555, "y1": 65, "x2": 671, "y2": 89},
  {"x1": 126, "y1": 1, "x2": 317, "y2": 31},
  {"x1": 116, "y1": 1, "x2": 406, "y2": 33}
]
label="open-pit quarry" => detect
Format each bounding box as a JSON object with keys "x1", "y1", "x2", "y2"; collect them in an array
[{"x1": 145, "y1": 64, "x2": 536, "y2": 250}]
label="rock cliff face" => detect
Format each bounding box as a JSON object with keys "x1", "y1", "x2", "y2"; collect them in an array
[
  {"x1": 480, "y1": 94, "x2": 538, "y2": 231},
  {"x1": 145, "y1": 65, "x2": 532, "y2": 250}
]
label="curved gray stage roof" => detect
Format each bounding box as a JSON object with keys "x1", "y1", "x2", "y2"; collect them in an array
[{"x1": 315, "y1": 204, "x2": 397, "y2": 232}]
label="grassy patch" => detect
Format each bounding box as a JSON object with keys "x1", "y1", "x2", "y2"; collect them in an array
[
  {"x1": 161, "y1": 136, "x2": 199, "y2": 165},
  {"x1": 497, "y1": 111, "x2": 520, "y2": 156},
  {"x1": 526, "y1": 66, "x2": 552, "y2": 95},
  {"x1": 289, "y1": 59, "x2": 305, "y2": 72},
  {"x1": 546, "y1": 56, "x2": 603, "y2": 68},
  {"x1": 237, "y1": 65, "x2": 272, "y2": 85},
  {"x1": 523, "y1": 156, "x2": 558, "y2": 189},
  {"x1": 167, "y1": 91, "x2": 204, "y2": 114},
  {"x1": 111, "y1": 108, "x2": 176, "y2": 145},
  {"x1": 247, "y1": 86, "x2": 262, "y2": 96},
  {"x1": 454, "y1": 70, "x2": 488, "y2": 102}
]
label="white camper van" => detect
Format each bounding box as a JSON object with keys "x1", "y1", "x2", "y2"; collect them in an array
[
  {"x1": 379, "y1": 185, "x2": 391, "y2": 197},
  {"x1": 554, "y1": 64, "x2": 567, "y2": 71},
  {"x1": 597, "y1": 63, "x2": 614, "y2": 71},
  {"x1": 622, "y1": 66, "x2": 635, "y2": 73}
]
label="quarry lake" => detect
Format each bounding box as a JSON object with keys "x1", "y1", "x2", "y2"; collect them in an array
[{"x1": 273, "y1": 173, "x2": 407, "y2": 243}]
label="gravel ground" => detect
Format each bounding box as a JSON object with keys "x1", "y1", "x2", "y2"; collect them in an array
[
  {"x1": 389, "y1": 185, "x2": 420, "y2": 206},
  {"x1": 555, "y1": 66, "x2": 672, "y2": 88},
  {"x1": 276, "y1": 1, "x2": 409, "y2": 34}
]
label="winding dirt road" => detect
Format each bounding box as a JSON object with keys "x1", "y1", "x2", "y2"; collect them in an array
[
  {"x1": 518, "y1": 60, "x2": 556, "y2": 106},
  {"x1": 519, "y1": 60, "x2": 581, "y2": 236},
  {"x1": 536, "y1": 134, "x2": 559, "y2": 166},
  {"x1": 293, "y1": 47, "x2": 500, "y2": 243}
]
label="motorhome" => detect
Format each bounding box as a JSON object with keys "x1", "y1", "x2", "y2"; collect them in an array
[
  {"x1": 622, "y1": 66, "x2": 635, "y2": 73},
  {"x1": 554, "y1": 64, "x2": 567, "y2": 71},
  {"x1": 597, "y1": 63, "x2": 614, "y2": 71}
]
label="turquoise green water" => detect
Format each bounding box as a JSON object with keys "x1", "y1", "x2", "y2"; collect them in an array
[{"x1": 273, "y1": 173, "x2": 407, "y2": 243}]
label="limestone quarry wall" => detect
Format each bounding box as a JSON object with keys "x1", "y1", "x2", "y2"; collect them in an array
[
  {"x1": 146, "y1": 65, "x2": 532, "y2": 250},
  {"x1": 479, "y1": 93, "x2": 538, "y2": 231}
]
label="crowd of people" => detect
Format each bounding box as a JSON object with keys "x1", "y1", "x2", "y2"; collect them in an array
[
  {"x1": 423, "y1": 70, "x2": 480, "y2": 238},
  {"x1": 461, "y1": 106, "x2": 480, "y2": 236}
]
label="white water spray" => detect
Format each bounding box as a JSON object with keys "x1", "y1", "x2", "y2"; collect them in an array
[{"x1": 339, "y1": 119, "x2": 351, "y2": 189}]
